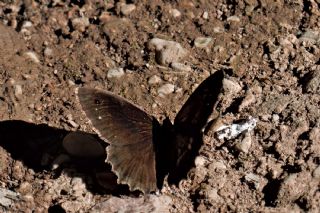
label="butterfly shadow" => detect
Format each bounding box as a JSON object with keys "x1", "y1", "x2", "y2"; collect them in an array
[{"x1": 0, "y1": 120, "x2": 136, "y2": 196}]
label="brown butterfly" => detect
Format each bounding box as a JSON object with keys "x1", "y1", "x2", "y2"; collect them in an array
[{"x1": 76, "y1": 70, "x2": 224, "y2": 193}]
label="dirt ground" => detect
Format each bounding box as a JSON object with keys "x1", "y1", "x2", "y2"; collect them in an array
[{"x1": 0, "y1": 0, "x2": 320, "y2": 212}]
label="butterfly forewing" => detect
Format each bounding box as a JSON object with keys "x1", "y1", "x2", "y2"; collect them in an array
[
  {"x1": 174, "y1": 70, "x2": 224, "y2": 131},
  {"x1": 76, "y1": 88, "x2": 157, "y2": 192},
  {"x1": 168, "y1": 70, "x2": 224, "y2": 183}
]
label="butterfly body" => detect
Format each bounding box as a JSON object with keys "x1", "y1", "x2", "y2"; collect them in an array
[{"x1": 76, "y1": 70, "x2": 224, "y2": 193}]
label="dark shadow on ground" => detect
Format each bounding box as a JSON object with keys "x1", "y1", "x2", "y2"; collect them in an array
[{"x1": 0, "y1": 120, "x2": 130, "y2": 195}]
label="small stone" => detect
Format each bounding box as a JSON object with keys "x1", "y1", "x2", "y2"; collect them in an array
[
  {"x1": 213, "y1": 27, "x2": 224, "y2": 33},
  {"x1": 63, "y1": 132, "x2": 105, "y2": 158},
  {"x1": 195, "y1": 156, "x2": 207, "y2": 168},
  {"x1": 299, "y1": 30, "x2": 320, "y2": 43},
  {"x1": 235, "y1": 132, "x2": 252, "y2": 153},
  {"x1": 207, "y1": 188, "x2": 223, "y2": 203},
  {"x1": 202, "y1": 11, "x2": 209, "y2": 19},
  {"x1": 312, "y1": 165, "x2": 320, "y2": 179},
  {"x1": 120, "y1": 3, "x2": 136, "y2": 16},
  {"x1": 18, "y1": 182, "x2": 32, "y2": 194},
  {"x1": 171, "y1": 62, "x2": 192, "y2": 72},
  {"x1": 107, "y1": 68, "x2": 124, "y2": 79},
  {"x1": 157, "y1": 83, "x2": 175, "y2": 96},
  {"x1": 148, "y1": 75, "x2": 162, "y2": 85},
  {"x1": 244, "y1": 173, "x2": 260, "y2": 189},
  {"x1": 149, "y1": 38, "x2": 188, "y2": 65},
  {"x1": 71, "y1": 177, "x2": 86, "y2": 196},
  {"x1": 22, "y1": 21, "x2": 32, "y2": 28},
  {"x1": 208, "y1": 161, "x2": 227, "y2": 171},
  {"x1": 223, "y1": 78, "x2": 242, "y2": 94},
  {"x1": 14, "y1": 84, "x2": 22, "y2": 98},
  {"x1": 0, "y1": 188, "x2": 20, "y2": 207},
  {"x1": 72, "y1": 17, "x2": 90, "y2": 32},
  {"x1": 44, "y1": 47, "x2": 53, "y2": 57},
  {"x1": 171, "y1": 9, "x2": 181, "y2": 18},
  {"x1": 25, "y1": 51, "x2": 40, "y2": 63},
  {"x1": 239, "y1": 91, "x2": 256, "y2": 111},
  {"x1": 227, "y1": 16, "x2": 240, "y2": 22},
  {"x1": 194, "y1": 37, "x2": 212, "y2": 48}
]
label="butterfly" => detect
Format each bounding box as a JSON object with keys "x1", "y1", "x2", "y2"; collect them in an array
[{"x1": 76, "y1": 70, "x2": 224, "y2": 193}]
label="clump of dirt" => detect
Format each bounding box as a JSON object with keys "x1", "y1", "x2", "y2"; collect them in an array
[{"x1": 0, "y1": 0, "x2": 319, "y2": 212}]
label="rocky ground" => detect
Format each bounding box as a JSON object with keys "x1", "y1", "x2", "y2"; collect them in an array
[{"x1": 0, "y1": 0, "x2": 320, "y2": 212}]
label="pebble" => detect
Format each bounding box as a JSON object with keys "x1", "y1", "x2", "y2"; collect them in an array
[
  {"x1": 71, "y1": 17, "x2": 89, "y2": 32},
  {"x1": 222, "y1": 78, "x2": 242, "y2": 94},
  {"x1": 239, "y1": 91, "x2": 256, "y2": 111},
  {"x1": 213, "y1": 27, "x2": 224, "y2": 33},
  {"x1": 171, "y1": 9, "x2": 181, "y2": 18},
  {"x1": 227, "y1": 16, "x2": 240, "y2": 22},
  {"x1": 299, "y1": 30, "x2": 320, "y2": 43},
  {"x1": 149, "y1": 38, "x2": 188, "y2": 65},
  {"x1": 14, "y1": 84, "x2": 22, "y2": 98},
  {"x1": 44, "y1": 47, "x2": 53, "y2": 57},
  {"x1": 244, "y1": 173, "x2": 260, "y2": 189},
  {"x1": 194, "y1": 37, "x2": 212, "y2": 48},
  {"x1": 0, "y1": 188, "x2": 20, "y2": 207},
  {"x1": 235, "y1": 132, "x2": 252, "y2": 153},
  {"x1": 25, "y1": 51, "x2": 40, "y2": 63},
  {"x1": 157, "y1": 83, "x2": 175, "y2": 96},
  {"x1": 202, "y1": 11, "x2": 209, "y2": 19},
  {"x1": 148, "y1": 75, "x2": 162, "y2": 85},
  {"x1": 107, "y1": 68, "x2": 124, "y2": 79},
  {"x1": 171, "y1": 62, "x2": 192, "y2": 72},
  {"x1": 312, "y1": 165, "x2": 320, "y2": 179},
  {"x1": 195, "y1": 156, "x2": 207, "y2": 168},
  {"x1": 120, "y1": 3, "x2": 136, "y2": 16},
  {"x1": 22, "y1": 21, "x2": 32, "y2": 28},
  {"x1": 62, "y1": 132, "x2": 105, "y2": 158},
  {"x1": 208, "y1": 161, "x2": 227, "y2": 171}
]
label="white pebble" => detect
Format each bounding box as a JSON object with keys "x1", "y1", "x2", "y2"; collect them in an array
[
  {"x1": 195, "y1": 156, "x2": 207, "y2": 167},
  {"x1": 158, "y1": 83, "x2": 175, "y2": 96},
  {"x1": 227, "y1": 16, "x2": 240, "y2": 22},
  {"x1": 25, "y1": 51, "x2": 40, "y2": 63},
  {"x1": 202, "y1": 11, "x2": 209, "y2": 19},
  {"x1": 120, "y1": 4, "x2": 136, "y2": 16},
  {"x1": 194, "y1": 37, "x2": 212, "y2": 48},
  {"x1": 44, "y1": 47, "x2": 53, "y2": 57},
  {"x1": 171, "y1": 62, "x2": 192, "y2": 72},
  {"x1": 107, "y1": 68, "x2": 124, "y2": 79},
  {"x1": 171, "y1": 9, "x2": 181, "y2": 18},
  {"x1": 14, "y1": 85, "x2": 22, "y2": 98},
  {"x1": 148, "y1": 75, "x2": 162, "y2": 84}
]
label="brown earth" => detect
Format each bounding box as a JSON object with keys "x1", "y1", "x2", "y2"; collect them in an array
[{"x1": 0, "y1": 0, "x2": 320, "y2": 212}]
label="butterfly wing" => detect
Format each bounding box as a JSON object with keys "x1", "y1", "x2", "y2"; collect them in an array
[
  {"x1": 76, "y1": 88, "x2": 157, "y2": 193},
  {"x1": 169, "y1": 70, "x2": 224, "y2": 182},
  {"x1": 174, "y1": 70, "x2": 224, "y2": 131}
]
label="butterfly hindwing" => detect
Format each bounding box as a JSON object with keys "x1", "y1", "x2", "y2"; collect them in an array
[{"x1": 76, "y1": 88, "x2": 157, "y2": 193}]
